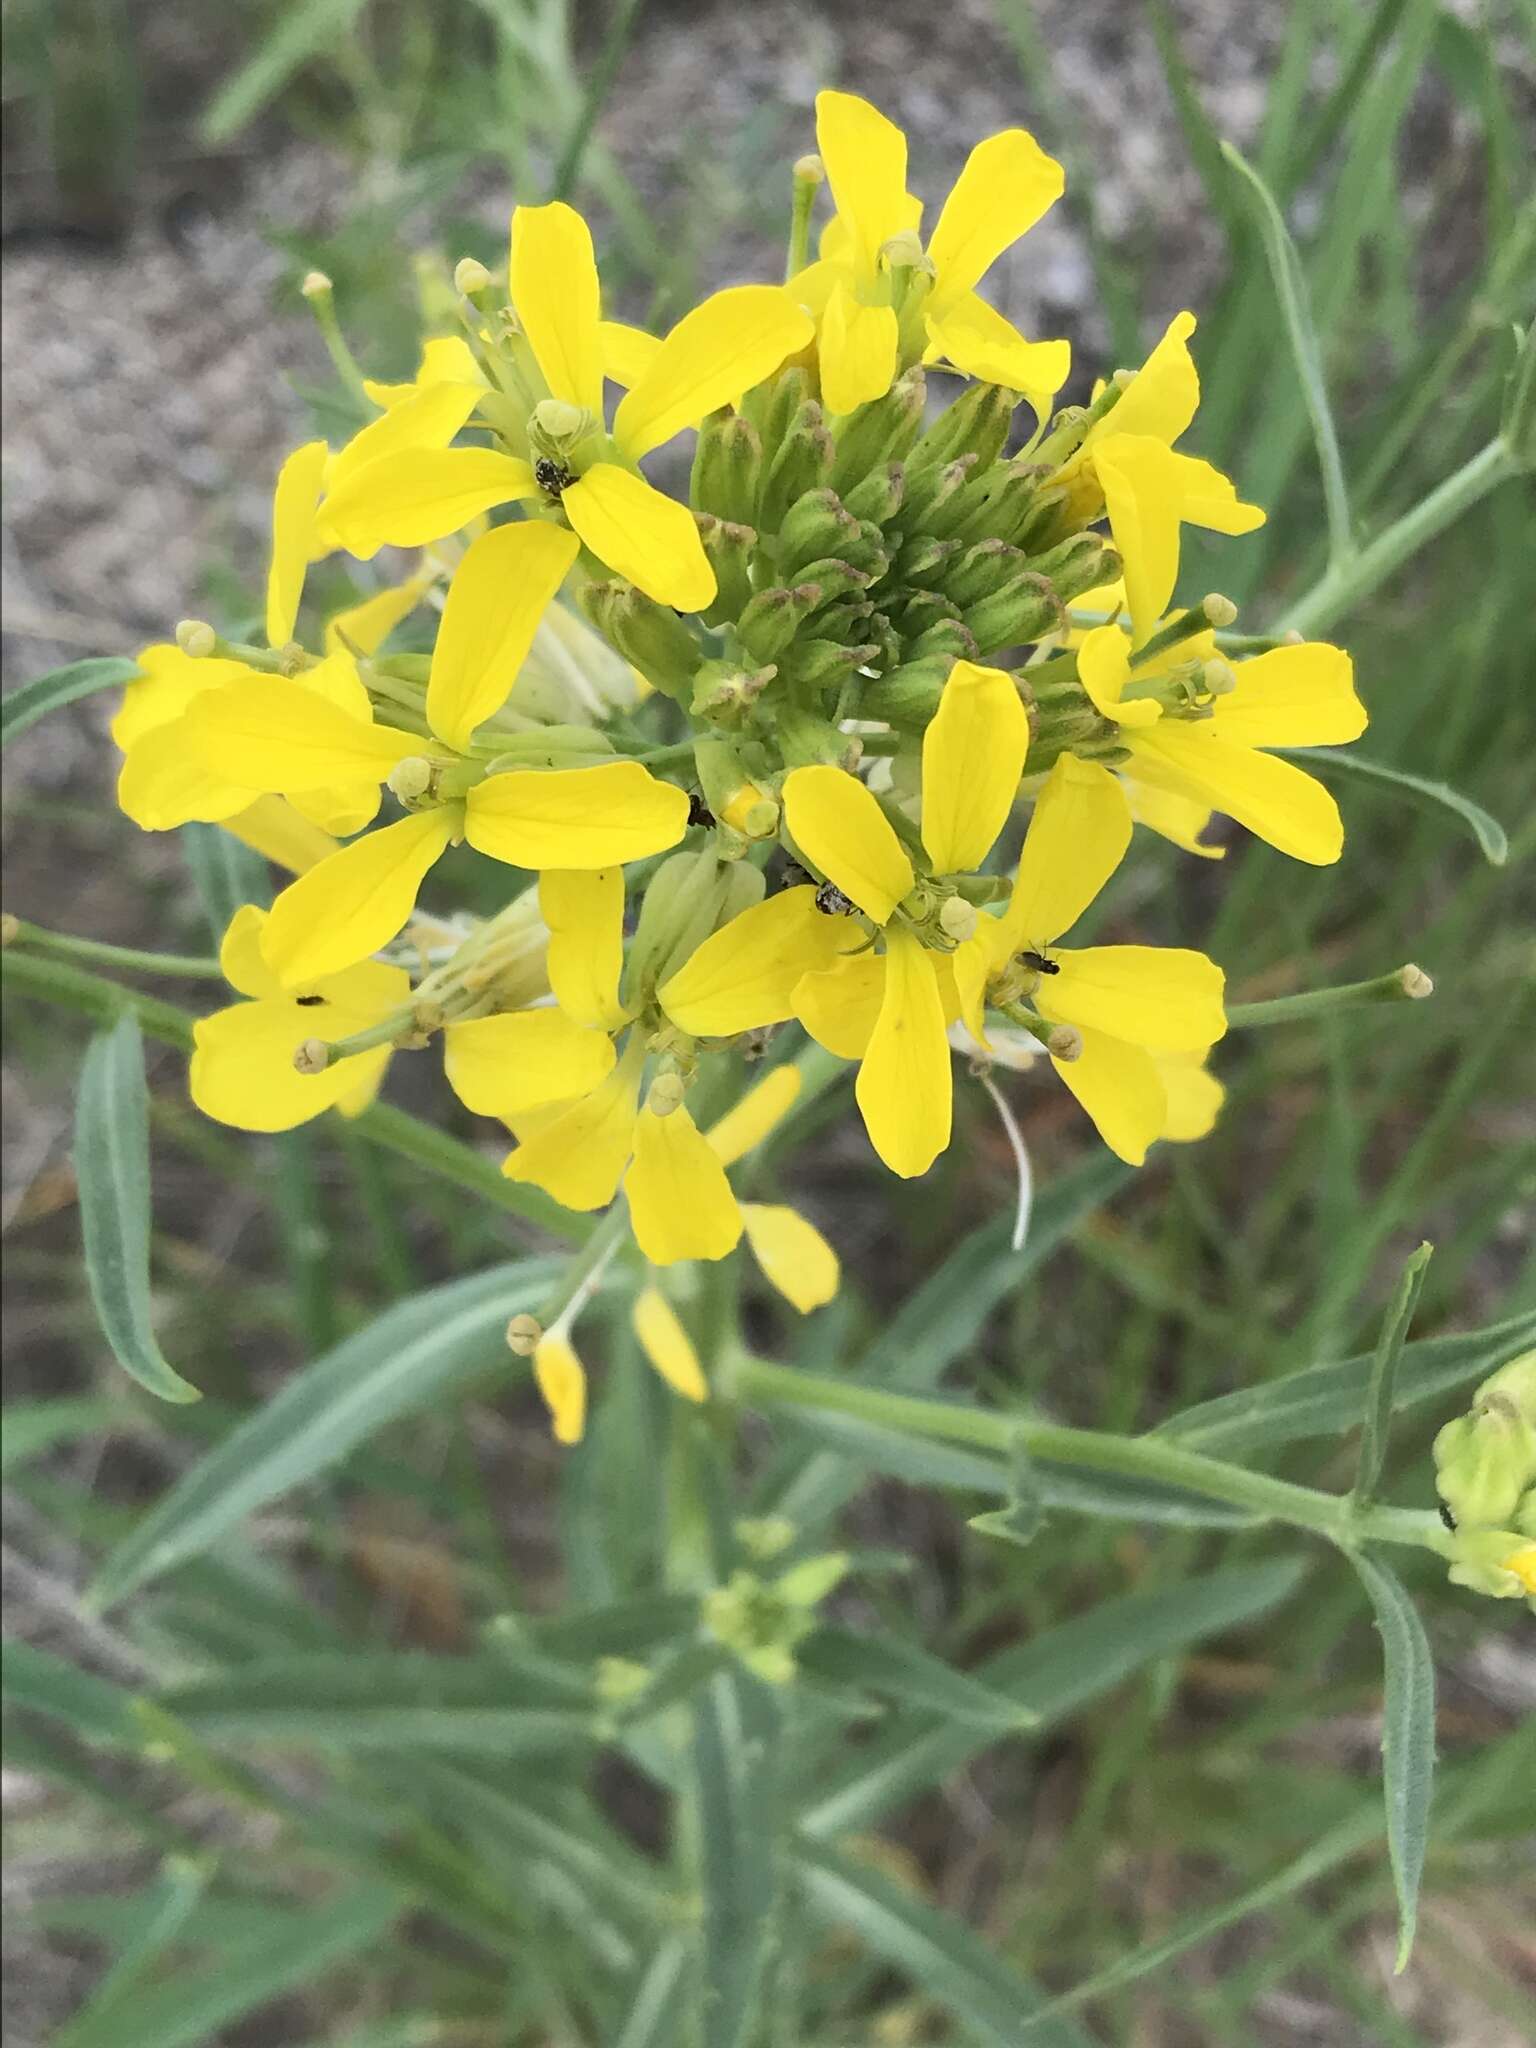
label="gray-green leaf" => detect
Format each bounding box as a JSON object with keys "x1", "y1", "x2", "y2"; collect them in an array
[
  {"x1": 1349, "y1": 1552, "x2": 1436, "y2": 1971},
  {"x1": 1279, "y1": 748, "x2": 1508, "y2": 865},
  {"x1": 1352, "y1": 1242, "x2": 1433, "y2": 1509},
  {"x1": 1, "y1": 656, "x2": 140, "y2": 748}
]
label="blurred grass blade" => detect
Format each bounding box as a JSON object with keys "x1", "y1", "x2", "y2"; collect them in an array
[
  {"x1": 1, "y1": 656, "x2": 140, "y2": 747},
  {"x1": 75, "y1": 1014, "x2": 201, "y2": 1404},
  {"x1": 797, "y1": 1627, "x2": 1040, "y2": 1732},
  {"x1": 968, "y1": 1434, "x2": 1047, "y2": 1549},
  {"x1": 181, "y1": 822, "x2": 271, "y2": 943},
  {"x1": 1349, "y1": 1553, "x2": 1436, "y2": 1971},
  {"x1": 2, "y1": 1640, "x2": 141, "y2": 1747},
  {"x1": 1280, "y1": 747, "x2": 1508, "y2": 863},
  {"x1": 201, "y1": 0, "x2": 369, "y2": 142},
  {"x1": 0, "y1": 1397, "x2": 121, "y2": 1474},
  {"x1": 1161, "y1": 1309, "x2": 1536, "y2": 1454},
  {"x1": 56, "y1": 1857, "x2": 210, "y2": 2048},
  {"x1": 796, "y1": 1839, "x2": 1095, "y2": 2048},
  {"x1": 1221, "y1": 138, "x2": 1354, "y2": 566},
  {"x1": 1352, "y1": 1242, "x2": 1433, "y2": 1509},
  {"x1": 91, "y1": 1258, "x2": 559, "y2": 1607},
  {"x1": 613, "y1": 1939, "x2": 691, "y2": 2048},
  {"x1": 690, "y1": 1673, "x2": 783, "y2": 2048}
]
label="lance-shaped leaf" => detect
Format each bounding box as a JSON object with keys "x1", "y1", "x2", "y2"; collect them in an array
[
  {"x1": 1352, "y1": 1241, "x2": 1433, "y2": 1510},
  {"x1": 1350, "y1": 1551, "x2": 1437, "y2": 1972}
]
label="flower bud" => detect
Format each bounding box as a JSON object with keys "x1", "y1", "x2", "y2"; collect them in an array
[
  {"x1": 454, "y1": 256, "x2": 492, "y2": 296},
  {"x1": 579, "y1": 580, "x2": 702, "y2": 703},
  {"x1": 1434, "y1": 1350, "x2": 1536, "y2": 1529},
  {"x1": 299, "y1": 270, "x2": 333, "y2": 301},
  {"x1": 690, "y1": 410, "x2": 763, "y2": 527},
  {"x1": 776, "y1": 487, "x2": 860, "y2": 579},
  {"x1": 758, "y1": 403, "x2": 836, "y2": 535},
  {"x1": 964, "y1": 571, "x2": 1064, "y2": 656},
  {"x1": 827, "y1": 364, "x2": 927, "y2": 494},
  {"x1": 505, "y1": 1311, "x2": 542, "y2": 1356},
  {"x1": 1447, "y1": 1526, "x2": 1536, "y2": 1602},
  {"x1": 858, "y1": 655, "x2": 953, "y2": 728},
  {"x1": 906, "y1": 378, "x2": 1017, "y2": 478},
  {"x1": 175, "y1": 619, "x2": 216, "y2": 658},
  {"x1": 840, "y1": 461, "x2": 905, "y2": 524},
  {"x1": 696, "y1": 515, "x2": 756, "y2": 628}
]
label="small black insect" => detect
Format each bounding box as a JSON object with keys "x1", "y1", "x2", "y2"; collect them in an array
[
  {"x1": 686, "y1": 791, "x2": 715, "y2": 828},
  {"x1": 815, "y1": 882, "x2": 857, "y2": 916},
  {"x1": 1438, "y1": 1502, "x2": 1458, "y2": 1532},
  {"x1": 296, "y1": 994, "x2": 326, "y2": 1007},
  {"x1": 1018, "y1": 949, "x2": 1060, "y2": 976},
  {"x1": 534, "y1": 456, "x2": 574, "y2": 498}
]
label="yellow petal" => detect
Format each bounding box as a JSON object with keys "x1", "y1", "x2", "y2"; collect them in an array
[
  {"x1": 325, "y1": 572, "x2": 435, "y2": 656},
  {"x1": 509, "y1": 201, "x2": 604, "y2": 415},
  {"x1": 464, "y1": 760, "x2": 688, "y2": 870},
  {"x1": 561, "y1": 463, "x2": 715, "y2": 612},
  {"x1": 1165, "y1": 449, "x2": 1265, "y2": 536},
  {"x1": 1090, "y1": 311, "x2": 1198, "y2": 448},
  {"x1": 1130, "y1": 724, "x2": 1345, "y2": 865},
  {"x1": 218, "y1": 903, "x2": 284, "y2": 999},
  {"x1": 1153, "y1": 1051, "x2": 1225, "y2": 1142},
  {"x1": 782, "y1": 765, "x2": 914, "y2": 925},
  {"x1": 922, "y1": 292, "x2": 1069, "y2": 405},
  {"x1": 1121, "y1": 776, "x2": 1224, "y2": 859},
  {"x1": 1209, "y1": 642, "x2": 1365, "y2": 748},
  {"x1": 321, "y1": 448, "x2": 537, "y2": 559},
  {"x1": 427, "y1": 522, "x2": 580, "y2": 751},
  {"x1": 706, "y1": 1066, "x2": 802, "y2": 1167},
  {"x1": 223, "y1": 798, "x2": 340, "y2": 875},
  {"x1": 260, "y1": 808, "x2": 458, "y2": 985},
  {"x1": 740, "y1": 1203, "x2": 840, "y2": 1313},
  {"x1": 186, "y1": 677, "x2": 418, "y2": 794},
  {"x1": 1003, "y1": 755, "x2": 1131, "y2": 948},
  {"x1": 793, "y1": 951, "x2": 885, "y2": 1059},
  {"x1": 1051, "y1": 1028, "x2": 1166, "y2": 1166},
  {"x1": 502, "y1": 1047, "x2": 642, "y2": 1211},
  {"x1": 326, "y1": 380, "x2": 483, "y2": 497},
  {"x1": 533, "y1": 1332, "x2": 587, "y2": 1445},
  {"x1": 601, "y1": 320, "x2": 662, "y2": 390},
  {"x1": 819, "y1": 283, "x2": 900, "y2": 415},
  {"x1": 927, "y1": 129, "x2": 1064, "y2": 304},
  {"x1": 362, "y1": 336, "x2": 484, "y2": 407},
  {"x1": 632, "y1": 1287, "x2": 708, "y2": 1401},
  {"x1": 627, "y1": 1104, "x2": 743, "y2": 1263},
  {"x1": 1093, "y1": 433, "x2": 1183, "y2": 645},
  {"x1": 266, "y1": 440, "x2": 329, "y2": 647},
  {"x1": 442, "y1": 1007, "x2": 615, "y2": 1117},
  {"x1": 815, "y1": 90, "x2": 911, "y2": 275},
  {"x1": 1042, "y1": 944, "x2": 1226, "y2": 1051},
  {"x1": 1077, "y1": 624, "x2": 1161, "y2": 727},
  {"x1": 112, "y1": 647, "x2": 255, "y2": 748},
  {"x1": 615, "y1": 286, "x2": 815, "y2": 460},
  {"x1": 118, "y1": 718, "x2": 256, "y2": 829},
  {"x1": 659, "y1": 885, "x2": 860, "y2": 1038},
  {"x1": 855, "y1": 930, "x2": 951, "y2": 1178},
  {"x1": 920, "y1": 659, "x2": 1030, "y2": 872},
  {"x1": 540, "y1": 867, "x2": 628, "y2": 1030},
  {"x1": 294, "y1": 649, "x2": 374, "y2": 720}
]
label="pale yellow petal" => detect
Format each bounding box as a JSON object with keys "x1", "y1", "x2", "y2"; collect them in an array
[
  {"x1": 1153, "y1": 1051, "x2": 1225, "y2": 1142},
  {"x1": 792, "y1": 951, "x2": 885, "y2": 1059},
  {"x1": 509, "y1": 201, "x2": 604, "y2": 414},
  {"x1": 1004, "y1": 755, "x2": 1132, "y2": 948},
  {"x1": 659, "y1": 885, "x2": 862, "y2": 1038},
  {"x1": 533, "y1": 1332, "x2": 587, "y2": 1444},
  {"x1": 927, "y1": 128, "x2": 1064, "y2": 304},
  {"x1": 818, "y1": 283, "x2": 900, "y2": 416},
  {"x1": 1051, "y1": 1027, "x2": 1167, "y2": 1166},
  {"x1": 266, "y1": 440, "x2": 329, "y2": 647},
  {"x1": 540, "y1": 867, "x2": 628, "y2": 1030},
  {"x1": 740, "y1": 1202, "x2": 840, "y2": 1312},
  {"x1": 464, "y1": 759, "x2": 688, "y2": 870},
  {"x1": 920, "y1": 659, "x2": 1030, "y2": 872},
  {"x1": 706, "y1": 1066, "x2": 802, "y2": 1167},
  {"x1": 260, "y1": 808, "x2": 458, "y2": 985},
  {"x1": 443, "y1": 1007, "x2": 615, "y2": 1120},
  {"x1": 782, "y1": 765, "x2": 913, "y2": 925},
  {"x1": 855, "y1": 929, "x2": 951, "y2": 1178},
  {"x1": 922, "y1": 293, "x2": 1069, "y2": 405},
  {"x1": 561, "y1": 463, "x2": 715, "y2": 612},
  {"x1": 1042, "y1": 943, "x2": 1226, "y2": 1051},
  {"x1": 627, "y1": 1104, "x2": 743, "y2": 1263},
  {"x1": 815, "y1": 90, "x2": 911, "y2": 275},
  {"x1": 321, "y1": 448, "x2": 537, "y2": 560},
  {"x1": 427, "y1": 521, "x2": 580, "y2": 750},
  {"x1": 615, "y1": 286, "x2": 815, "y2": 460},
  {"x1": 601, "y1": 320, "x2": 662, "y2": 390},
  {"x1": 1209, "y1": 642, "x2": 1365, "y2": 748},
  {"x1": 1130, "y1": 724, "x2": 1345, "y2": 865},
  {"x1": 632, "y1": 1287, "x2": 708, "y2": 1401}
]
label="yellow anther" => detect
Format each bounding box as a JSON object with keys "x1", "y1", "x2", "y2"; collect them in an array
[
  {"x1": 1045, "y1": 1023, "x2": 1083, "y2": 1063},
  {"x1": 646, "y1": 1073, "x2": 687, "y2": 1118},
  {"x1": 175, "y1": 619, "x2": 216, "y2": 658},
  {"x1": 1399, "y1": 964, "x2": 1434, "y2": 1000},
  {"x1": 388, "y1": 757, "x2": 435, "y2": 803},
  {"x1": 505, "y1": 1312, "x2": 542, "y2": 1357},
  {"x1": 299, "y1": 270, "x2": 333, "y2": 300},
  {"x1": 454, "y1": 257, "x2": 492, "y2": 296},
  {"x1": 938, "y1": 896, "x2": 977, "y2": 944},
  {"x1": 292, "y1": 1038, "x2": 330, "y2": 1076}
]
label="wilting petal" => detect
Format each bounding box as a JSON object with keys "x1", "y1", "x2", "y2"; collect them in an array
[
  {"x1": 1003, "y1": 754, "x2": 1132, "y2": 949},
  {"x1": 1077, "y1": 624, "x2": 1161, "y2": 728},
  {"x1": 465, "y1": 760, "x2": 688, "y2": 870},
  {"x1": 1122, "y1": 775, "x2": 1224, "y2": 859},
  {"x1": 533, "y1": 1332, "x2": 587, "y2": 1444},
  {"x1": 1043, "y1": 943, "x2": 1226, "y2": 1051},
  {"x1": 659, "y1": 885, "x2": 859, "y2": 1037},
  {"x1": 819, "y1": 283, "x2": 900, "y2": 415},
  {"x1": 855, "y1": 929, "x2": 951, "y2": 1177},
  {"x1": 266, "y1": 440, "x2": 329, "y2": 647},
  {"x1": 326, "y1": 381, "x2": 482, "y2": 498},
  {"x1": 1090, "y1": 311, "x2": 1199, "y2": 448},
  {"x1": 706, "y1": 1066, "x2": 802, "y2": 1167},
  {"x1": 540, "y1": 867, "x2": 628, "y2": 1030},
  {"x1": 260, "y1": 808, "x2": 458, "y2": 985},
  {"x1": 632, "y1": 1286, "x2": 708, "y2": 1401},
  {"x1": 740, "y1": 1203, "x2": 840, "y2": 1312},
  {"x1": 601, "y1": 320, "x2": 662, "y2": 390},
  {"x1": 321, "y1": 448, "x2": 536, "y2": 559},
  {"x1": 443, "y1": 1008, "x2": 615, "y2": 1119},
  {"x1": 921, "y1": 659, "x2": 1030, "y2": 872},
  {"x1": 792, "y1": 951, "x2": 885, "y2": 1059},
  {"x1": 1208, "y1": 642, "x2": 1365, "y2": 748},
  {"x1": 1052, "y1": 1027, "x2": 1167, "y2": 1166},
  {"x1": 1154, "y1": 1051, "x2": 1225, "y2": 1141},
  {"x1": 1131, "y1": 724, "x2": 1345, "y2": 865},
  {"x1": 186, "y1": 677, "x2": 417, "y2": 794},
  {"x1": 815, "y1": 89, "x2": 911, "y2": 275},
  {"x1": 615, "y1": 286, "x2": 815, "y2": 459},
  {"x1": 627, "y1": 1103, "x2": 743, "y2": 1263},
  {"x1": 562, "y1": 463, "x2": 716, "y2": 612},
  {"x1": 510, "y1": 201, "x2": 604, "y2": 415},
  {"x1": 503, "y1": 1045, "x2": 642, "y2": 1210},
  {"x1": 923, "y1": 292, "x2": 1069, "y2": 405},
  {"x1": 782, "y1": 765, "x2": 913, "y2": 924},
  {"x1": 427, "y1": 521, "x2": 580, "y2": 751},
  {"x1": 927, "y1": 128, "x2": 1064, "y2": 304}
]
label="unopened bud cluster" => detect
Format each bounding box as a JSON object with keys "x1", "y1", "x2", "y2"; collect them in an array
[{"x1": 1434, "y1": 1352, "x2": 1536, "y2": 1604}]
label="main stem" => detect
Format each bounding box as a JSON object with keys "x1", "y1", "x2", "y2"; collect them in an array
[{"x1": 727, "y1": 1353, "x2": 1450, "y2": 1557}]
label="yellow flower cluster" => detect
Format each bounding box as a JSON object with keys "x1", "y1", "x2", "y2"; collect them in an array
[{"x1": 112, "y1": 90, "x2": 1368, "y2": 1431}]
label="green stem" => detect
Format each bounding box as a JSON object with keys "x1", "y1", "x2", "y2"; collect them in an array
[
  {"x1": 785, "y1": 156, "x2": 823, "y2": 281},
  {"x1": 1226, "y1": 965, "x2": 1432, "y2": 1029},
  {"x1": 5, "y1": 919, "x2": 223, "y2": 980},
  {"x1": 551, "y1": 0, "x2": 644, "y2": 202},
  {"x1": 1277, "y1": 436, "x2": 1519, "y2": 639},
  {"x1": 726, "y1": 1353, "x2": 1451, "y2": 1558},
  {"x1": 538, "y1": 1204, "x2": 629, "y2": 1326},
  {"x1": 302, "y1": 280, "x2": 372, "y2": 414}
]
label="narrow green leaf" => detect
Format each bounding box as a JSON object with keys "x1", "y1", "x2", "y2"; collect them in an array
[
  {"x1": 1221, "y1": 139, "x2": 1354, "y2": 565},
  {"x1": 91, "y1": 1258, "x2": 559, "y2": 1607},
  {"x1": 1, "y1": 657, "x2": 140, "y2": 747},
  {"x1": 74, "y1": 1015, "x2": 199, "y2": 1403},
  {"x1": 796, "y1": 1839, "x2": 1095, "y2": 2048},
  {"x1": 691, "y1": 1672, "x2": 784, "y2": 2048},
  {"x1": 0, "y1": 1398, "x2": 121, "y2": 1473},
  {"x1": 1279, "y1": 747, "x2": 1508, "y2": 864},
  {"x1": 55, "y1": 1858, "x2": 210, "y2": 2048},
  {"x1": 180, "y1": 822, "x2": 270, "y2": 946},
  {"x1": 798, "y1": 1626, "x2": 1039, "y2": 1732},
  {"x1": 2, "y1": 1640, "x2": 141, "y2": 1747},
  {"x1": 968, "y1": 1434, "x2": 1047, "y2": 1549},
  {"x1": 1348, "y1": 1552, "x2": 1437, "y2": 1970},
  {"x1": 1160, "y1": 1310, "x2": 1536, "y2": 1454},
  {"x1": 201, "y1": 0, "x2": 370, "y2": 141},
  {"x1": 613, "y1": 1939, "x2": 691, "y2": 2048},
  {"x1": 1352, "y1": 1243, "x2": 1433, "y2": 1509}
]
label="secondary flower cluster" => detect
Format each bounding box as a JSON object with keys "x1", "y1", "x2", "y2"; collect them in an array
[
  {"x1": 1433, "y1": 1353, "x2": 1536, "y2": 1606},
  {"x1": 113, "y1": 90, "x2": 1366, "y2": 1428}
]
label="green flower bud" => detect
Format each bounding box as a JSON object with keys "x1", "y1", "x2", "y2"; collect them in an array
[
  {"x1": 827, "y1": 364, "x2": 927, "y2": 494},
  {"x1": 578, "y1": 581, "x2": 703, "y2": 703},
  {"x1": 1446, "y1": 1525, "x2": 1536, "y2": 1602},
  {"x1": 696, "y1": 515, "x2": 756, "y2": 628},
  {"x1": 905, "y1": 379, "x2": 1017, "y2": 478},
  {"x1": 840, "y1": 462, "x2": 906, "y2": 524},
  {"x1": 939, "y1": 537, "x2": 1028, "y2": 608},
  {"x1": 689, "y1": 657, "x2": 774, "y2": 725},
  {"x1": 758, "y1": 401, "x2": 836, "y2": 535},
  {"x1": 857, "y1": 655, "x2": 954, "y2": 728},
  {"x1": 625, "y1": 849, "x2": 732, "y2": 1003},
  {"x1": 965, "y1": 572, "x2": 1065, "y2": 655},
  {"x1": 736, "y1": 582, "x2": 823, "y2": 664},
  {"x1": 1433, "y1": 1349, "x2": 1536, "y2": 1528},
  {"x1": 776, "y1": 487, "x2": 861, "y2": 579},
  {"x1": 894, "y1": 453, "x2": 978, "y2": 537},
  {"x1": 690, "y1": 408, "x2": 763, "y2": 527}
]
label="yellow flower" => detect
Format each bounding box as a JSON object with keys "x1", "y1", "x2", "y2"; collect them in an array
[
  {"x1": 190, "y1": 906, "x2": 409, "y2": 1131},
  {"x1": 317, "y1": 202, "x2": 813, "y2": 611},
  {"x1": 794, "y1": 90, "x2": 1070, "y2": 415},
  {"x1": 1058, "y1": 313, "x2": 1264, "y2": 643},
  {"x1": 1077, "y1": 621, "x2": 1366, "y2": 864},
  {"x1": 181, "y1": 524, "x2": 688, "y2": 984}
]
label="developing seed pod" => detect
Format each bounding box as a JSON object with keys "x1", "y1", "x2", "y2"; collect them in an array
[
  {"x1": 904, "y1": 380, "x2": 1017, "y2": 479},
  {"x1": 827, "y1": 365, "x2": 927, "y2": 494}
]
